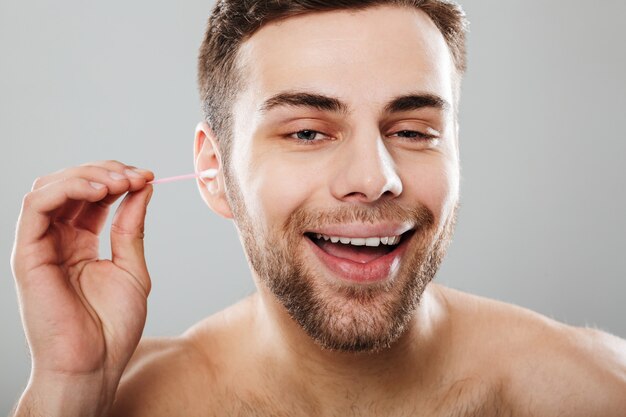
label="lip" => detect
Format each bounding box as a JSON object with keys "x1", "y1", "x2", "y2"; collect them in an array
[
  {"x1": 304, "y1": 229, "x2": 414, "y2": 284},
  {"x1": 305, "y1": 222, "x2": 414, "y2": 239}
]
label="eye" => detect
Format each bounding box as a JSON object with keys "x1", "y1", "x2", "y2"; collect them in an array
[
  {"x1": 390, "y1": 130, "x2": 436, "y2": 140},
  {"x1": 288, "y1": 130, "x2": 330, "y2": 143}
]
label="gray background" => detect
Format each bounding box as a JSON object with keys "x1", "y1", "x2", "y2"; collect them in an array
[{"x1": 1, "y1": 0, "x2": 624, "y2": 412}]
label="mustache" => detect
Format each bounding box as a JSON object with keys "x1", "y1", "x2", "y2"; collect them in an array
[{"x1": 283, "y1": 199, "x2": 435, "y2": 235}]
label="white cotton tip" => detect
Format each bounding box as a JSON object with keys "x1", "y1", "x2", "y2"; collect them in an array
[{"x1": 198, "y1": 168, "x2": 218, "y2": 179}]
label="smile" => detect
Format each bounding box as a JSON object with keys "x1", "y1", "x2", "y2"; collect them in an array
[
  {"x1": 310, "y1": 233, "x2": 402, "y2": 247},
  {"x1": 303, "y1": 229, "x2": 415, "y2": 284}
]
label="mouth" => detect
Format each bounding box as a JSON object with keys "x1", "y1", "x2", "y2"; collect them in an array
[
  {"x1": 303, "y1": 229, "x2": 416, "y2": 284},
  {"x1": 304, "y1": 229, "x2": 413, "y2": 262}
]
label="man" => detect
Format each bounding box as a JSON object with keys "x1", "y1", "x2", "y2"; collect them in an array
[{"x1": 10, "y1": 0, "x2": 626, "y2": 416}]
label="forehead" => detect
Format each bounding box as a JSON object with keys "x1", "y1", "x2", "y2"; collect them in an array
[{"x1": 235, "y1": 5, "x2": 455, "y2": 113}]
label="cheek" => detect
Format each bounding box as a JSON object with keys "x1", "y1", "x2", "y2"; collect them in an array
[
  {"x1": 244, "y1": 157, "x2": 321, "y2": 230},
  {"x1": 399, "y1": 155, "x2": 459, "y2": 225}
]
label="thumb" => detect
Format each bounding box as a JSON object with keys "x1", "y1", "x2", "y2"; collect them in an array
[{"x1": 110, "y1": 185, "x2": 153, "y2": 296}]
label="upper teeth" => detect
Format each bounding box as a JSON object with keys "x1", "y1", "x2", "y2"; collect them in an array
[{"x1": 314, "y1": 233, "x2": 401, "y2": 247}]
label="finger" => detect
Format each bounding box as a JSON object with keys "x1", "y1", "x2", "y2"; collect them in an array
[
  {"x1": 16, "y1": 178, "x2": 110, "y2": 247},
  {"x1": 79, "y1": 159, "x2": 154, "y2": 179},
  {"x1": 53, "y1": 199, "x2": 86, "y2": 223},
  {"x1": 72, "y1": 193, "x2": 125, "y2": 235},
  {"x1": 79, "y1": 159, "x2": 136, "y2": 171},
  {"x1": 110, "y1": 185, "x2": 153, "y2": 296},
  {"x1": 32, "y1": 165, "x2": 125, "y2": 191},
  {"x1": 80, "y1": 160, "x2": 155, "y2": 188},
  {"x1": 70, "y1": 167, "x2": 153, "y2": 234},
  {"x1": 32, "y1": 163, "x2": 154, "y2": 194},
  {"x1": 40, "y1": 165, "x2": 153, "y2": 225}
]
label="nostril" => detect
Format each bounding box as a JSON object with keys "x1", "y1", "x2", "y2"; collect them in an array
[
  {"x1": 342, "y1": 190, "x2": 398, "y2": 203},
  {"x1": 338, "y1": 192, "x2": 375, "y2": 204},
  {"x1": 345, "y1": 191, "x2": 368, "y2": 199}
]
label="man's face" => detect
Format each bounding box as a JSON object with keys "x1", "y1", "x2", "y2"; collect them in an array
[{"x1": 222, "y1": 6, "x2": 459, "y2": 352}]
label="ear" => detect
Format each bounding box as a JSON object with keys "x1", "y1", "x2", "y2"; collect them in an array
[{"x1": 194, "y1": 121, "x2": 233, "y2": 219}]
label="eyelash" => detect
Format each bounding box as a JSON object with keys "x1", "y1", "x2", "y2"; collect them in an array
[
  {"x1": 287, "y1": 129, "x2": 437, "y2": 144},
  {"x1": 288, "y1": 130, "x2": 329, "y2": 144},
  {"x1": 390, "y1": 130, "x2": 438, "y2": 141}
]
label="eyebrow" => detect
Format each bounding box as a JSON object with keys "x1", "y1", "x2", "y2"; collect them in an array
[
  {"x1": 260, "y1": 92, "x2": 348, "y2": 115},
  {"x1": 383, "y1": 93, "x2": 450, "y2": 114},
  {"x1": 259, "y1": 91, "x2": 450, "y2": 116}
]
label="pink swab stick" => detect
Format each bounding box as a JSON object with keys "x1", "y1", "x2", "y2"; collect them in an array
[{"x1": 148, "y1": 168, "x2": 217, "y2": 185}]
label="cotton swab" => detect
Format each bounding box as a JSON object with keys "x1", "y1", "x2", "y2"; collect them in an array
[{"x1": 148, "y1": 168, "x2": 217, "y2": 185}]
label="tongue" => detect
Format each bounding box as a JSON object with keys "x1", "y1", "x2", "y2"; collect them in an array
[{"x1": 316, "y1": 239, "x2": 392, "y2": 263}]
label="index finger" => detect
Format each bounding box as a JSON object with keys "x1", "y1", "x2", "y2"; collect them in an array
[{"x1": 15, "y1": 177, "x2": 109, "y2": 247}]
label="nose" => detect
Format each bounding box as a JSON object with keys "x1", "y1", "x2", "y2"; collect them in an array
[{"x1": 330, "y1": 133, "x2": 403, "y2": 203}]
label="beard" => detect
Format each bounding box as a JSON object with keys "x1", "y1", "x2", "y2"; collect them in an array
[{"x1": 224, "y1": 170, "x2": 457, "y2": 353}]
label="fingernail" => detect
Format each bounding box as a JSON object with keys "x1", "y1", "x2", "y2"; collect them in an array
[
  {"x1": 124, "y1": 168, "x2": 144, "y2": 179},
  {"x1": 90, "y1": 181, "x2": 106, "y2": 190},
  {"x1": 109, "y1": 171, "x2": 126, "y2": 181}
]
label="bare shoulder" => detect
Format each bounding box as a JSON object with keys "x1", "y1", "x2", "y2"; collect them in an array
[
  {"x1": 435, "y1": 285, "x2": 626, "y2": 416},
  {"x1": 109, "y1": 335, "x2": 214, "y2": 416},
  {"x1": 511, "y1": 324, "x2": 626, "y2": 416},
  {"x1": 109, "y1": 295, "x2": 258, "y2": 417}
]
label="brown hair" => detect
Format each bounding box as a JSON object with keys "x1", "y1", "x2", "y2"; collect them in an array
[{"x1": 197, "y1": 0, "x2": 468, "y2": 158}]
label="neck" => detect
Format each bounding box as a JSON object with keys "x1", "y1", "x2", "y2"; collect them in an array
[{"x1": 253, "y1": 283, "x2": 450, "y2": 402}]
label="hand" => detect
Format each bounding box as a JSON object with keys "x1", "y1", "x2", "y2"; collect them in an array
[{"x1": 11, "y1": 161, "x2": 154, "y2": 412}]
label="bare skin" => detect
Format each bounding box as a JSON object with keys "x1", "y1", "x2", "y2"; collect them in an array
[
  {"x1": 111, "y1": 285, "x2": 626, "y2": 417},
  {"x1": 11, "y1": 5, "x2": 626, "y2": 417},
  {"x1": 11, "y1": 161, "x2": 154, "y2": 417}
]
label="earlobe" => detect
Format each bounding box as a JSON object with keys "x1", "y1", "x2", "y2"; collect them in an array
[{"x1": 194, "y1": 121, "x2": 234, "y2": 219}]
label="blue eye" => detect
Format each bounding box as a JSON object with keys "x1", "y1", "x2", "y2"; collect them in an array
[
  {"x1": 295, "y1": 130, "x2": 320, "y2": 141},
  {"x1": 288, "y1": 130, "x2": 331, "y2": 144}
]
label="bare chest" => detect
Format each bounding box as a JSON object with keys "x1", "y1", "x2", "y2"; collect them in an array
[{"x1": 208, "y1": 379, "x2": 511, "y2": 417}]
